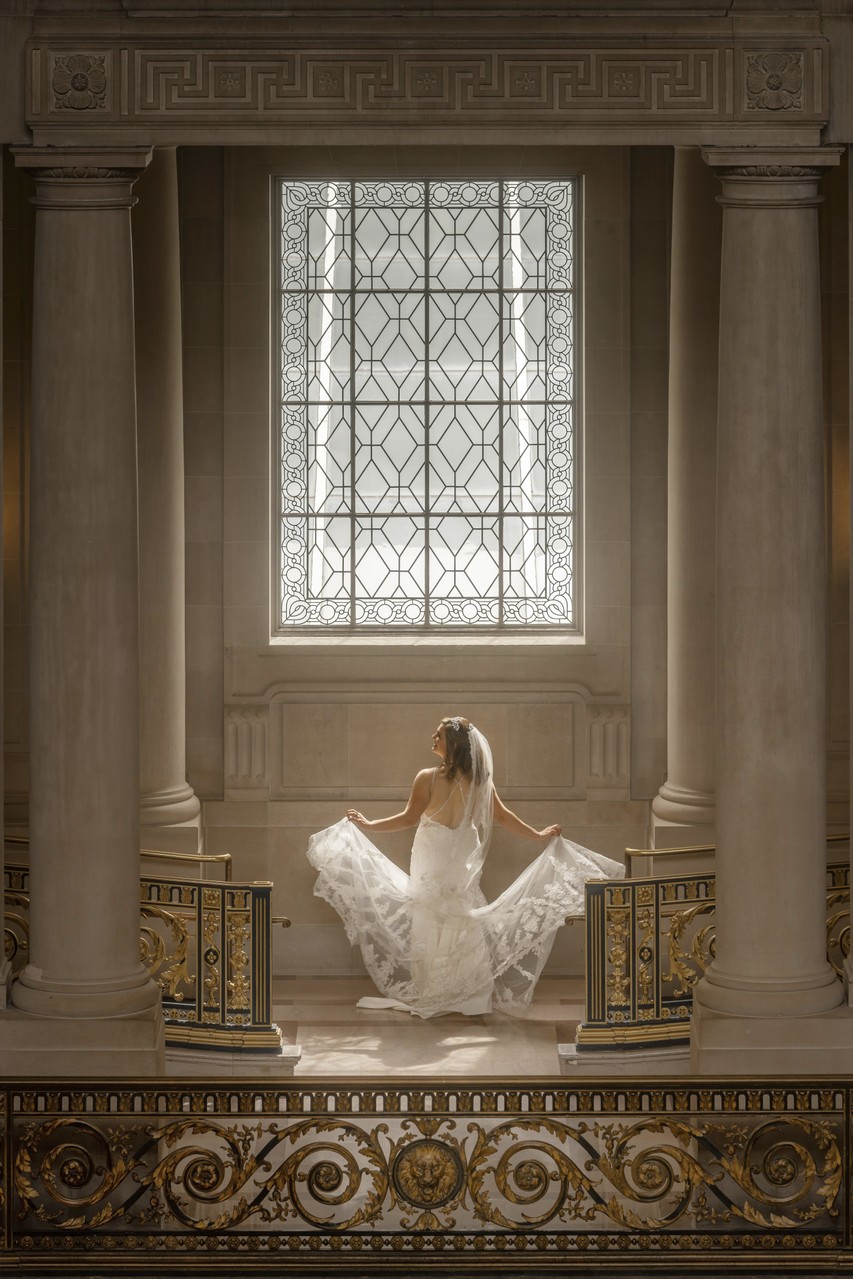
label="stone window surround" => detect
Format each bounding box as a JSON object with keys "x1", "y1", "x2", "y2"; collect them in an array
[{"x1": 222, "y1": 145, "x2": 628, "y2": 673}]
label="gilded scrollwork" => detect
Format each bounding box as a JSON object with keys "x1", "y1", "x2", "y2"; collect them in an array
[
  {"x1": 825, "y1": 888, "x2": 850, "y2": 977},
  {"x1": 582, "y1": 866, "x2": 848, "y2": 1049},
  {"x1": 606, "y1": 907, "x2": 631, "y2": 1007},
  {"x1": 8, "y1": 1083, "x2": 846, "y2": 1255},
  {"x1": 636, "y1": 903, "x2": 655, "y2": 1008},
  {"x1": 202, "y1": 904, "x2": 221, "y2": 1009},
  {"x1": 226, "y1": 911, "x2": 251, "y2": 1010},
  {"x1": 139, "y1": 903, "x2": 194, "y2": 1002},
  {"x1": 4, "y1": 891, "x2": 30, "y2": 975},
  {"x1": 662, "y1": 899, "x2": 716, "y2": 997}
]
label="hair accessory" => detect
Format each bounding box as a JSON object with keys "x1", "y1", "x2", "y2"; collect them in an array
[{"x1": 448, "y1": 716, "x2": 463, "y2": 732}]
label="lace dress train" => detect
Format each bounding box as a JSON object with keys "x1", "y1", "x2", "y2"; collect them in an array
[{"x1": 306, "y1": 816, "x2": 624, "y2": 1018}]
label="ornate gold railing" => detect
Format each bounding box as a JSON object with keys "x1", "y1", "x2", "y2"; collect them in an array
[
  {"x1": 0, "y1": 1077, "x2": 850, "y2": 1268},
  {"x1": 578, "y1": 855, "x2": 850, "y2": 1050},
  {"x1": 3, "y1": 864, "x2": 283, "y2": 1053}
]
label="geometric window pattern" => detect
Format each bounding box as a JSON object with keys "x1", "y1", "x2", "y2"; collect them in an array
[{"x1": 277, "y1": 179, "x2": 576, "y2": 628}]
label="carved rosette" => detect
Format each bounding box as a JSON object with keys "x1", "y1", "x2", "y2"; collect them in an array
[
  {"x1": 52, "y1": 54, "x2": 107, "y2": 111},
  {"x1": 745, "y1": 52, "x2": 803, "y2": 111}
]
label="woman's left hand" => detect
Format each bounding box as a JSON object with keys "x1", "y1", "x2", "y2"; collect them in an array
[
  {"x1": 347, "y1": 809, "x2": 369, "y2": 827},
  {"x1": 537, "y1": 823, "x2": 561, "y2": 840}
]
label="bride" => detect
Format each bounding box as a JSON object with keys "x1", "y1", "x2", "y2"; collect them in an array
[{"x1": 306, "y1": 715, "x2": 624, "y2": 1018}]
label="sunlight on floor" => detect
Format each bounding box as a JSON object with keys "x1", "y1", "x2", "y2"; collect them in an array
[{"x1": 273, "y1": 976, "x2": 584, "y2": 1077}]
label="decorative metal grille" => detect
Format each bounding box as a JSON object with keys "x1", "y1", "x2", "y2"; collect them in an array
[
  {"x1": 5, "y1": 1081, "x2": 849, "y2": 1261},
  {"x1": 577, "y1": 857, "x2": 849, "y2": 1050},
  {"x1": 277, "y1": 179, "x2": 577, "y2": 629},
  {"x1": 3, "y1": 865, "x2": 281, "y2": 1053}
]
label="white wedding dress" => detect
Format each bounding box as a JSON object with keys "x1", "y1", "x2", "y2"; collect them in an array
[{"x1": 306, "y1": 795, "x2": 624, "y2": 1019}]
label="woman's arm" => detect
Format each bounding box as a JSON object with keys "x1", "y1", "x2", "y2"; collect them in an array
[
  {"x1": 493, "y1": 789, "x2": 561, "y2": 841},
  {"x1": 346, "y1": 769, "x2": 434, "y2": 833}
]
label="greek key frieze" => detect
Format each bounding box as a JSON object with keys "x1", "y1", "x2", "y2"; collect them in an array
[
  {"x1": 129, "y1": 49, "x2": 724, "y2": 116},
  {"x1": 26, "y1": 41, "x2": 828, "y2": 127}
]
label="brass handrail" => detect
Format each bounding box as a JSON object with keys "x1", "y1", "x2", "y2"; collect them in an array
[
  {"x1": 4, "y1": 835, "x2": 235, "y2": 883},
  {"x1": 140, "y1": 847, "x2": 233, "y2": 881},
  {"x1": 625, "y1": 843, "x2": 714, "y2": 857},
  {"x1": 625, "y1": 833, "x2": 850, "y2": 875}
]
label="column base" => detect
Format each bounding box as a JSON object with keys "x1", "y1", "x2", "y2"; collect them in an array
[
  {"x1": 651, "y1": 783, "x2": 716, "y2": 830},
  {"x1": 0, "y1": 1002, "x2": 164, "y2": 1075},
  {"x1": 12, "y1": 965, "x2": 162, "y2": 1019},
  {"x1": 140, "y1": 783, "x2": 201, "y2": 833},
  {"x1": 691, "y1": 995, "x2": 853, "y2": 1074},
  {"x1": 694, "y1": 964, "x2": 843, "y2": 1018}
]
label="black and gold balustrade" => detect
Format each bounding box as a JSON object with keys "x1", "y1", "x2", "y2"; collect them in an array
[
  {"x1": 4, "y1": 863, "x2": 281, "y2": 1054},
  {"x1": 0, "y1": 1077, "x2": 849, "y2": 1272},
  {"x1": 579, "y1": 853, "x2": 850, "y2": 1051}
]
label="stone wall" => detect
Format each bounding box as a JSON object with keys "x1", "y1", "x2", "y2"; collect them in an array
[{"x1": 181, "y1": 143, "x2": 652, "y2": 977}]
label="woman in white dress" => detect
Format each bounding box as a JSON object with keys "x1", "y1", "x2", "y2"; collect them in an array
[{"x1": 306, "y1": 716, "x2": 623, "y2": 1018}]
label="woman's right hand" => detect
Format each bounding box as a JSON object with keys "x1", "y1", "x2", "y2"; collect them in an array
[{"x1": 537, "y1": 823, "x2": 561, "y2": 840}]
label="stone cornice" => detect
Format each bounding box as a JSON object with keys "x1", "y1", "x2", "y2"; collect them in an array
[{"x1": 24, "y1": 30, "x2": 829, "y2": 142}]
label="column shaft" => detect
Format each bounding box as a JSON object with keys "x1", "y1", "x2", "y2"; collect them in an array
[
  {"x1": 652, "y1": 146, "x2": 719, "y2": 847},
  {"x1": 10, "y1": 152, "x2": 162, "y2": 1042},
  {"x1": 134, "y1": 147, "x2": 200, "y2": 836},
  {"x1": 695, "y1": 151, "x2": 842, "y2": 1040}
]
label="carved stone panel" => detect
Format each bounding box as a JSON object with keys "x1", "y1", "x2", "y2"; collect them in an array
[
  {"x1": 224, "y1": 706, "x2": 269, "y2": 795},
  {"x1": 587, "y1": 705, "x2": 630, "y2": 792},
  {"x1": 26, "y1": 37, "x2": 828, "y2": 136}
]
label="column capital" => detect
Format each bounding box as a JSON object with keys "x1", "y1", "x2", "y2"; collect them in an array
[
  {"x1": 701, "y1": 146, "x2": 843, "y2": 207},
  {"x1": 11, "y1": 146, "x2": 152, "y2": 210}
]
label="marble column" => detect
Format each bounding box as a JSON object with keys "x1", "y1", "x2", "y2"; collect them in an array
[
  {"x1": 4, "y1": 148, "x2": 163, "y2": 1074},
  {"x1": 692, "y1": 148, "x2": 849, "y2": 1073},
  {"x1": 651, "y1": 146, "x2": 720, "y2": 854},
  {"x1": 133, "y1": 147, "x2": 200, "y2": 848}
]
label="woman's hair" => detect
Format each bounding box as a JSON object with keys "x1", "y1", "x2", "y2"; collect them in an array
[{"x1": 441, "y1": 716, "x2": 485, "y2": 783}]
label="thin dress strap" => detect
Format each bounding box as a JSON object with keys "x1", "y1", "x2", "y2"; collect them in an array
[{"x1": 426, "y1": 778, "x2": 461, "y2": 820}]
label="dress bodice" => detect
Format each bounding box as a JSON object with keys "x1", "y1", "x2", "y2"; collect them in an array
[{"x1": 410, "y1": 816, "x2": 483, "y2": 909}]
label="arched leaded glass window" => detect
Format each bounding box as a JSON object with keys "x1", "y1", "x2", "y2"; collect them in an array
[{"x1": 276, "y1": 178, "x2": 577, "y2": 630}]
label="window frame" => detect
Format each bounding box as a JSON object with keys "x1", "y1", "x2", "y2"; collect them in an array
[{"x1": 271, "y1": 173, "x2": 585, "y2": 639}]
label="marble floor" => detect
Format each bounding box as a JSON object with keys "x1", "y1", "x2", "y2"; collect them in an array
[{"x1": 272, "y1": 976, "x2": 583, "y2": 1077}]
